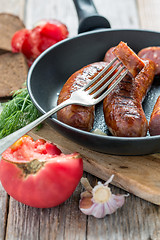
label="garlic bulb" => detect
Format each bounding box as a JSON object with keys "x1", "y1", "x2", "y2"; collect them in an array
[{"x1": 79, "y1": 175, "x2": 129, "y2": 218}]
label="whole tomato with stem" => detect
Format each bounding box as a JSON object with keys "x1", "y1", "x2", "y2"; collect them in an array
[
  {"x1": 0, "y1": 135, "x2": 83, "y2": 208},
  {"x1": 11, "y1": 19, "x2": 69, "y2": 66}
]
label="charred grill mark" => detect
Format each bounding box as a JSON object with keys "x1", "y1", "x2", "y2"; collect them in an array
[
  {"x1": 75, "y1": 82, "x2": 85, "y2": 88},
  {"x1": 121, "y1": 79, "x2": 133, "y2": 84},
  {"x1": 119, "y1": 80, "x2": 133, "y2": 86},
  {"x1": 118, "y1": 95, "x2": 134, "y2": 100},
  {"x1": 118, "y1": 88, "x2": 133, "y2": 93},
  {"x1": 113, "y1": 101, "x2": 137, "y2": 107},
  {"x1": 121, "y1": 78, "x2": 133, "y2": 84}
]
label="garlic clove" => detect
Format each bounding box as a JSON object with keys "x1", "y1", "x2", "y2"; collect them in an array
[
  {"x1": 92, "y1": 182, "x2": 112, "y2": 203},
  {"x1": 79, "y1": 196, "x2": 93, "y2": 209},
  {"x1": 79, "y1": 175, "x2": 129, "y2": 218}
]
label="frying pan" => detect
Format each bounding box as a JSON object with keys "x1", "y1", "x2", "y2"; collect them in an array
[{"x1": 27, "y1": 0, "x2": 160, "y2": 155}]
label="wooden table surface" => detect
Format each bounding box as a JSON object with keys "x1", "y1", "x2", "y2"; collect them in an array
[{"x1": 1, "y1": 0, "x2": 160, "y2": 239}]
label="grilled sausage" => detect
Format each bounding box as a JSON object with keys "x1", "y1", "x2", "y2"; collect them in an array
[
  {"x1": 57, "y1": 62, "x2": 110, "y2": 131},
  {"x1": 103, "y1": 43, "x2": 155, "y2": 137},
  {"x1": 138, "y1": 47, "x2": 160, "y2": 75},
  {"x1": 104, "y1": 47, "x2": 115, "y2": 64},
  {"x1": 104, "y1": 42, "x2": 145, "y2": 77},
  {"x1": 149, "y1": 96, "x2": 160, "y2": 136},
  {"x1": 113, "y1": 41, "x2": 145, "y2": 78}
]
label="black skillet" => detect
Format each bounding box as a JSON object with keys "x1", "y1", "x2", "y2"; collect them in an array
[{"x1": 27, "y1": 0, "x2": 160, "y2": 155}]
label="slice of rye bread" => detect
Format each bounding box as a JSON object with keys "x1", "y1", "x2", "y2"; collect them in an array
[
  {"x1": 0, "y1": 13, "x2": 25, "y2": 53},
  {"x1": 0, "y1": 52, "x2": 28, "y2": 98}
]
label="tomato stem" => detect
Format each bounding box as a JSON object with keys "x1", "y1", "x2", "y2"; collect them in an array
[{"x1": 17, "y1": 159, "x2": 45, "y2": 176}]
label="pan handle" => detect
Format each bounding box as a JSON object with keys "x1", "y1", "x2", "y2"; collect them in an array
[{"x1": 73, "y1": 0, "x2": 111, "y2": 33}]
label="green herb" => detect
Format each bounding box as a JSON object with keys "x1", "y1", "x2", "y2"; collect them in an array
[{"x1": 0, "y1": 88, "x2": 41, "y2": 139}]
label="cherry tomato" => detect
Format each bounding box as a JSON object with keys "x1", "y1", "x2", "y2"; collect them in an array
[
  {"x1": 11, "y1": 19, "x2": 69, "y2": 66},
  {"x1": 0, "y1": 136, "x2": 83, "y2": 208}
]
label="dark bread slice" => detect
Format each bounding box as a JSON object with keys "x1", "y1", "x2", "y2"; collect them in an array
[
  {"x1": 0, "y1": 13, "x2": 25, "y2": 53},
  {"x1": 0, "y1": 52, "x2": 28, "y2": 98}
]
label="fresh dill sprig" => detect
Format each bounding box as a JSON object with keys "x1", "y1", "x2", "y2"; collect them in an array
[{"x1": 0, "y1": 88, "x2": 41, "y2": 139}]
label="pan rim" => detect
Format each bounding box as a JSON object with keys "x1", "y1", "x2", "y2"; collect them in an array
[
  {"x1": 27, "y1": 28, "x2": 160, "y2": 143},
  {"x1": 28, "y1": 28, "x2": 160, "y2": 70}
]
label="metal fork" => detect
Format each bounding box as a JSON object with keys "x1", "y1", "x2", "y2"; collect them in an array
[{"x1": 0, "y1": 57, "x2": 128, "y2": 155}]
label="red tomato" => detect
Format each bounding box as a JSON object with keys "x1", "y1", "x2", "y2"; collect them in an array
[
  {"x1": 40, "y1": 20, "x2": 69, "y2": 41},
  {"x1": 0, "y1": 136, "x2": 83, "y2": 208},
  {"x1": 21, "y1": 26, "x2": 42, "y2": 63},
  {"x1": 11, "y1": 29, "x2": 30, "y2": 53},
  {"x1": 37, "y1": 35, "x2": 57, "y2": 53},
  {"x1": 11, "y1": 19, "x2": 69, "y2": 66}
]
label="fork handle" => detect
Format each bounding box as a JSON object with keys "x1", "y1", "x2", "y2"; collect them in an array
[{"x1": 0, "y1": 99, "x2": 71, "y2": 155}]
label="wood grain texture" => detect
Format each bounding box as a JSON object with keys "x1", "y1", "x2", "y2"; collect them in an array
[
  {"x1": 137, "y1": 0, "x2": 160, "y2": 31},
  {"x1": 0, "y1": 0, "x2": 25, "y2": 20},
  {"x1": 0, "y1": 182, "x2": 9, "y2": 240},
  {"x1": 95, "y1": 0, "x2": 139, "y2": 29},
  {"x1": 87, "y1": 191, "x2": 160, "y2": 240}
]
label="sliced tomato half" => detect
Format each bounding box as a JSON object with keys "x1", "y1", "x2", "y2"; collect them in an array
[
  {"x1": 0, "y1": 136, "x2": 83, "y2": 208},
  {"x1": 11, "y1": 19, "x2": 69, "y2": 66},
  {"x1": 40, "y1": 20, "x2": 69, "y2": 41},
  {"x1": 11, "y1": 29, "x2": 30, "y2": 53}
]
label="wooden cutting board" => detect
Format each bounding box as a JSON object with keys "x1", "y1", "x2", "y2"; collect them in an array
[{"x1": 30, "y1": 122, "x2": 160, "y2": 205}]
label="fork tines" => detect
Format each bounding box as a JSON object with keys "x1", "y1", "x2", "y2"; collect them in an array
[{"x1": 82, "y1": 57, "x2": 128, "y2": 102}]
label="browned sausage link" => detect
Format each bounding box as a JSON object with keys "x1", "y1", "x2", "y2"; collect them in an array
[
  {"x1": 105, "y1": 43, "x2": 155, "y2": 102},
  {"x1": 113, "y1": 41, "x2": 145, "y2": 78},
  {"x1": 149, "y1": 96, "x2": 160, "y2": 136},
  {"x1": 103, "y1": 45, "x2": 155, "y2": 137},
  {"x1": 57, "y1": 62, "x2": 110, "y2": 131},
  {"x1": 134, "y1": 60, "x2": 155, "y2": 102},
  {"x1": 103, "y1": 77, "x2": 147, "y2": 137},
  {"x1": 138, "y1": 47, "x2": 160, "y2": 75},
  {"x1": 104, "y1": 47, "x2": 116, "y2": 64}
]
